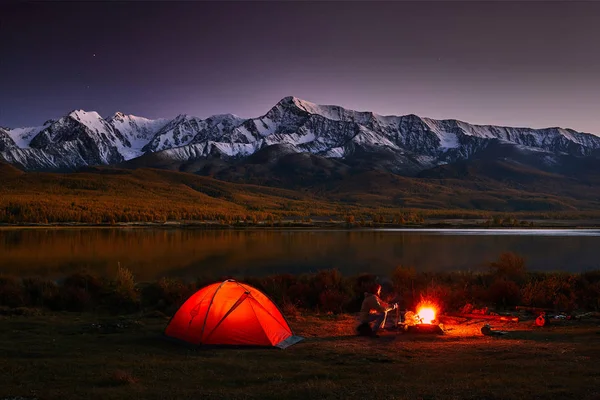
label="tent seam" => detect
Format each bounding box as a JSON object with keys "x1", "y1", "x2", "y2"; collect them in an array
[
  {"x1": 247, "y1": 298, "x2": 275, "y2": 346},
  {"x1": 237, "y1": 282, "x2": 294, "y2": 335},
  {"x1": 199, "y1": 279, "x2": 234, "y2": 344},
  {"x1": 203, "y1": 292, "x2": 249, "y2": 342}
]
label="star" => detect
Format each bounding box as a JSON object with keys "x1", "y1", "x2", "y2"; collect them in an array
[{"x1": 93, "y1": 54, "x2": 96, "y2": 57}]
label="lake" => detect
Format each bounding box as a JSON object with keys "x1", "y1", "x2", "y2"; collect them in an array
[{"x1": 1, "y1": 228, "x2": 599, "y2": 280}]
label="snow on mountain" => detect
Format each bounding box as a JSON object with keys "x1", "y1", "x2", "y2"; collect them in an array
[
  {"x1": 0, "y1": 128, "x2": 17, "y2": 151},
  {"x1": 108, "y1": 112, "x2": 168, "y2": 159},
  {"x1": 148, "y1": 141, "x2": 256, "y2": 162},
  {"x1": 287, "y1": 96, "x2": 373, "y2": 124},
  {"x1": 143, "y1": 113, "x2": 245, "y2": 153},
  {"x1": 5, "y1": 125, "x2": 46, "y2": 149},
  {"x1": 26, "y1": 110, "x2": 128, "y2": 166},
  {"x1": 2, "y1": 96, "x2": 600, "y2": 173}
]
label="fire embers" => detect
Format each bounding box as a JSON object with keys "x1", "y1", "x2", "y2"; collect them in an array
[
  {"x1": 401, "y1": 306, "x2": 444, "y2": 335},
  {"x1": 416, "y1": 306, "x2": 436, "y2": 324}
]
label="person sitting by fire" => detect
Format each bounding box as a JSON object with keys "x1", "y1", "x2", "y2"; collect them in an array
[{"x1": 357, "y1": 283, "x2": 397, "y2": 337}]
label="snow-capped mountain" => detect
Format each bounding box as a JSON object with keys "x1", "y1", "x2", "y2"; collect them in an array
[
  {"x1": 1, "y1": 96, "x2": 600, "y2": 174},
  {"x1": 143, "y1": 113, "x2": 245, "y2": 153},
  {"x1": 0, "y1": 128, "x2": 17, "y2": 151},
  {"x1": 108, "y1": 112, "x2": 169, "y2": 159}
]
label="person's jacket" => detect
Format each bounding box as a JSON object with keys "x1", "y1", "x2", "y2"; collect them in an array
[{"x1": 359, "y1": 292, "x2": 392, "y2": 323}]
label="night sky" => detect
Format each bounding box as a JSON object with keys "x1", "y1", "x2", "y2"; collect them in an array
[{"x1": 1, "y1": 1, "x2": 599, "y2": 134}]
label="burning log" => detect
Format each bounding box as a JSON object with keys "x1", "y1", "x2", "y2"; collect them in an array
[
  {"x1": 404, "y1": 323, "x2": 445, "y2": 335},
  {"x1": 399, "y1": 304, "x2": 445, "y2": 334}
]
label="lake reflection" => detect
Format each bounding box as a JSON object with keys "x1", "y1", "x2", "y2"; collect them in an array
[{"x1": 0, "y1": 228, "x2": 599, "y2": 279}]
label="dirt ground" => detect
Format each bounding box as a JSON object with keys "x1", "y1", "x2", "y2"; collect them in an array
[{"x1": 0, "y1": 311, "x2": 599, "y2": 400}]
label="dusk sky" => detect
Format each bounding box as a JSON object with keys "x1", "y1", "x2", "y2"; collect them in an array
[{"x1": 1, "y1": 1, "x2": 599, "y2": 134}]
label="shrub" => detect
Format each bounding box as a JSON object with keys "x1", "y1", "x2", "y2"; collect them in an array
[
  {"x1": 280, "y1": 300, "x2": 300, "y2": 319},
  {"x1": 318, "y1": 289, "x2": 349, "y2": 314},
  {"x1": 6, "y1": 259, "x2": 600, "y2": 315},
  {"x1": 0, "y1": 276, "x2": 25, "y2": 308},
  {"x1": 300, "y1": 269, "x2": 348, "y2": 310},
  {"x1": 311, "y1": 269, "x2": 345, "y2": 292},
  {"x1": 392, "y1": 266, "x2": 417, "y2": 307},
  {"x1": 489, "y1": 252, "x2": 527, "y2": 283},
  {"x1": 347, "y1": 273, "x2": 377, "y2": 311},
  {"x1": 255, "y1": 274, "x2": 298, "y2": 306},
  {"x1": 487, "y1": 278, "x2": 522, "y2": 309},
  {"x1": 579, "y1": 281, "x2": 600, "y2": 311},
  {"x1": 578, "y1": 271, "x2": 600, "y2": 310},
  {"x1": 286, "y1": 281, "x2": 312, "y2": 309},
  {"x1": 63, "y1": 271, "x2": 103, "y2": 296},
  {"x1": 56, "y1": 286, "x2": 92, "y2": 311},
  {"x1": 103, "y1": 266, "x2": 139, "y2": 314},
  {"x1": 521, "y1": 273, "x2": 578, "y2": 311},
  {"x1": 141, "y1": 278, "x2": 194, "y2": 311},
  {"x1": 22, "y1": 277, "x2": 58, "y2": 308}
]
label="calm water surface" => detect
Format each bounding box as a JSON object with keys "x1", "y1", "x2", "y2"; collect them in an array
[{"x1": 1, "y1": 228, "x2": 599, "y2": 280}]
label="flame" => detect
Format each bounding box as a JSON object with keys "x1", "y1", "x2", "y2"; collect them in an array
[{"x1": 417, "y1": 306, "x2": 436, "y2": 324}]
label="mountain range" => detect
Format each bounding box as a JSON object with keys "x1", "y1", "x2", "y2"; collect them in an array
[
  {"x1": 2, "y1": 96, "x2": 599, "y2": 177},
  {"x1": 4, "y1": 96, "x2": 600, "y2": 214}
]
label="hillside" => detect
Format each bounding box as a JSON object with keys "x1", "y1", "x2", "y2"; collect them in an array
[
  {"x1": 2, "y1": 164, "x2": 600, "y2": 225},
  {"x1": 0, "y1": 167, "x2": 344, "y2": 224}
]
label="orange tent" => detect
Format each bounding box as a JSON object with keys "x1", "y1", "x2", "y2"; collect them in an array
[{"x1": 164, "y1": 280, "x2": 302, "y2": 348}]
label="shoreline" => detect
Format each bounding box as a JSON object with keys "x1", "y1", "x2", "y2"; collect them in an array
[{"x1": 2, "y1": 218, "x2": 600, "y2": 230}]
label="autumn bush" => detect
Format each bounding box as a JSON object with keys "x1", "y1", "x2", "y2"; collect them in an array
[
  {"x1": 140, "y1": 277, "x2": 195, "y2": 313},
  {"x1": 346, "y1": 273, "x2": 378, "y2": 311},
  {"x1": 487, "y1": 278, "x2": 522, "y2": 308},
  {"x1": 489, "y1": 252, "x2": 527, "y2": 283},
  {"x1": 21, "y1": 277, "x2": 58, "y2": 308},
  {"x1": 102, "y1": 266, "x2": 140, "y2": 314},
  {"x1": 2, "y1": 252, "x2": 600, "y2": 314},
  {"x1": 520, "y1": 273, "x2": 579, "y2": 311},
  {"x1": 245, "y1": 269, "x2": 353, "y2": 314},
  {"x1": 0, "y1": 276, "x2": 26, "y2": 308}
]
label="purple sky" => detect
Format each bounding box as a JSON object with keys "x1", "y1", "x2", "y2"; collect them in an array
[{"x1": 1, "y1": 1, "x2": 599, "y2": 134}]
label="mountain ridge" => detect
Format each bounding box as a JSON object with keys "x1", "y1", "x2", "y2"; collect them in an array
[{"x1": 2, "y1": 96, "x2": 600, "y2": 176}]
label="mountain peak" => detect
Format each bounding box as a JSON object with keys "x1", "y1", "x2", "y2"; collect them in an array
[
  {"x1": 68, "y1": 109, "x2": 102, "y2": 121},
  {"x1": 276, "y1": 96, "x2": 326, "y2": 114},
  {"x1": 209, "y1": 113, "x2": 241, "y2": 120},
  {"x1": 279, "y1": 95, "x2": 300, "y2": 103},
  {"x1": 173, "y1": 113, "x2": 193, "y2": 122},
  {"x1": 276, "y1": 96, "x2": 318, "y2": 110}
]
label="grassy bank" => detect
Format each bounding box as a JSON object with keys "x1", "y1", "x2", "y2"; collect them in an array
[
  {"x1": 1, "y1": 252, "x2": 600, "y2": 399},
  {"x1": 1, "y1": 253, "x2": 599, "y2": 316},
  {"x1": 4, "y1": 216, "x2": 600, "y2": 229},
  {"x1": 0, "y1": 311, "x2": 599, "y2": 400}
]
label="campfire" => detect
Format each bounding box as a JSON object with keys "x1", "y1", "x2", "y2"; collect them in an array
[
  {"x1": 400, "y1": 302, "x2": 444, "y2": 334},
  {"x1": 416, "y1": 306, "x2": 436, "y2": 324}
]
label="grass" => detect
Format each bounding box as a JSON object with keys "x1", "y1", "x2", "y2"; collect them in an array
[{"x1": 0, "y1": 312, "x2": 599, "y2": 399}]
